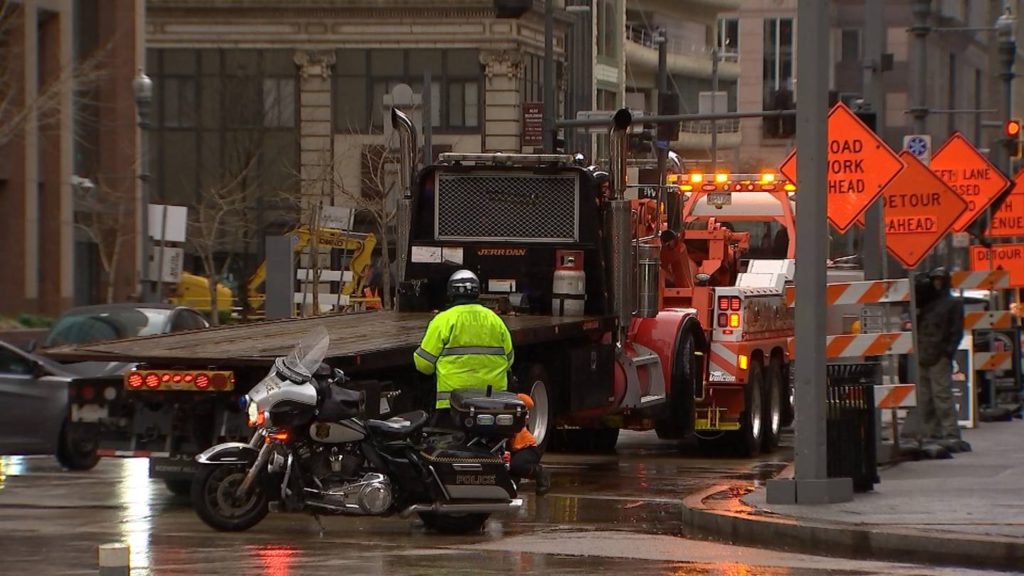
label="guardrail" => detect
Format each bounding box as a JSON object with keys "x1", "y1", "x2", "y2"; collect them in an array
[{"x1": 625, "y1": 24, "x2": 737, "y2": 62}]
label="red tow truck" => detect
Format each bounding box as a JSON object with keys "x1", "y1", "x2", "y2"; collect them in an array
[{"x1": 46, "y1": 109, "x2": 794, "y2": 490}]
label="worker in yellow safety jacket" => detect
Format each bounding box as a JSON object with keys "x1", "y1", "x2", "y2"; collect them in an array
[{"x1": 413, "y1": 269, "x2": 514, "y2": 427}]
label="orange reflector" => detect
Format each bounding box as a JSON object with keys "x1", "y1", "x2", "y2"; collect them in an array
[
  {"x1": 125, "y1": 370, "x2": 234, "y2": 392},
  {"x1": 738, "y1": 355, "x2": 749, "y2": 370},
  {"x1": 729, "y1": 313, "x2": 740, "y2": 328}
]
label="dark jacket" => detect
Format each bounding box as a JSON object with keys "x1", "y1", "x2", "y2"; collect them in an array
[{"x1": 916, "y1": 291, "x2": 964, "y2": 366}]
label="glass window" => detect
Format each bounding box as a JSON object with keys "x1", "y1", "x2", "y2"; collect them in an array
[
  {"x1": 336, "y1": 49, "x2": 366, "y2": 75},
  {"x1": 163, "y1": 49, "x2": 196, "y2": 75},
  {"x1": 446, "y1": 50, "x2": 481, "y2": 76},
  {"x1": 263, "y1": 78, "x2": 296, "y2": 128},
  {"x1": 409, "y1": 50, "x2": 443, "y2": 75},
  {"x1": 225, "y1": 50, "x2": 259, "y2": 76},
  {"x1": 162, "y1": 77, "x2": 197, "y2": 128},
  {"x1": 0, "y1": 347, "x2": 33, "y2": 376},
  {"x1": 171, "y1": 310, "x2": 208, "y2": 332},
  {"x1": 43, "y1": 308, "x2": 175, "y2": 347},
  {"x1": 763, "y1": 17, "x2": 795, "y2": 138},
  {"x1": 263, "y1": 50, "x2": 295, "y2": 76},
  {"x1": 841, "y1": 29, "x2": 860, "y2": 63},
  {"x1": 717, "y1": 18, "x2": 739, "y2": 57},
  {"x1": 200, "y1": 49, "x2": 220, "y2": 75},
  {"x1": 370, "y1": 50, "x2": 404, "y2": 76},
  {"x1": 334, "y1": 76, "x2": 367, "y2": 132},
  {"x1": 200, "y1": 76, "x2": 221, "y2": 129},
  {"x1": 162, "y1": 131, "x2": 198, "y2": 203}
]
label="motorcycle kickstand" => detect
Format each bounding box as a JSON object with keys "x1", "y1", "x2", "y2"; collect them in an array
[{"x1": 312, "y1": 512, "x2": 327, "y2": 537}]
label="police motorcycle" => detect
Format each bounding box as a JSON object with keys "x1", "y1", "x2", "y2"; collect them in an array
[{"x1": 191, "y1": 326, "x2": 527, "y2": 534}]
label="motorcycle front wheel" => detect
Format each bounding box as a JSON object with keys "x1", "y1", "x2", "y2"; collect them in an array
[
  {"x1": 191, "y1": 464, "x2": 268, "y2": 532},
  {"x1": 418, "y1": 512, "x2": 489, "y2": 534}
]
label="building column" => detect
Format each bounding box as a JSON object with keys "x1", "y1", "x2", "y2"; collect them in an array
[
  {"x1": 22, "y1": 0, "x2": 40, "y2": 312},
  {"x1": 294, "y1": 50, "x2": 336, "y2": 221},
  {"x1": 480, "y1": 49, "x2": 523, "y2": 153}
]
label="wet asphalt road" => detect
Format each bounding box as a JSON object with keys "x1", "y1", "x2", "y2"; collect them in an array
[{"x1": 0, "y1": 432, "x2": 1006, "y2": 575}]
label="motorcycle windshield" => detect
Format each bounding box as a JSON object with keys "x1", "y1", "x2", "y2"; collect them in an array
[{"x1": 281, "y1": 326, "x2": 330, "y2": 382}]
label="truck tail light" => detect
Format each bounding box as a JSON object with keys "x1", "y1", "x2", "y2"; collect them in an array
[
  {"x1": 729, "y1": 313, "x2": 741, "y2": 328},
  {"x1": 125, "y1": 369, "x2": 234, "y2": 392},
  {"x1": 718, "y1": 297, "x2": 729, "y2": 311},
  {"x1": 730, "y1": 297, "x2": 741, "y2": 311},
  {"x1": 718, "y1": 312, "x2": 728, "y2": 327}
]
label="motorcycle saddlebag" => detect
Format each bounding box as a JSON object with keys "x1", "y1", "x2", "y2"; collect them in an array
[
  {"x1": 449, "y1": 388, "x2": 527, "y2": 437},
  {"x1": 419, "y1": 444, "x2": 516, "y2": 500}
]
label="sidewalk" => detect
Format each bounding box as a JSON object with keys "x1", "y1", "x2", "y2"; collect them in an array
[{"x1": 682, "y1": 418, "x2": 1024, "y2": 572}]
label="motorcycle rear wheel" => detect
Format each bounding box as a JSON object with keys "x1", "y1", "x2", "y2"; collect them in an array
[
  {"x1": 191, "y1": 464, "x2": 268, "y2": 532},
  {"x1": 418, "y1": 512, "x2": 489, "y2": 534}
]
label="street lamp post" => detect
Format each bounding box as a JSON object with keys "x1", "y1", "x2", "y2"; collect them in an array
[
  {"x1": 133, "y1": 69, "x2": 154, "y2": 303},
  {"x1": 996, "y1": 8, "x2": 1016, "y2": 178}
]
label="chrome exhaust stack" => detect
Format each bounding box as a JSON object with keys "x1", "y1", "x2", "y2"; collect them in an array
[
  {"x1": 391, "y1": 108, "x2": 417, "y2": 295},
  {"x1": 399, "y1": 498, "x2": 524, "y2": 518},
  {"x1": 607, "y1": 108, "x2": 634, "y2": 340}
]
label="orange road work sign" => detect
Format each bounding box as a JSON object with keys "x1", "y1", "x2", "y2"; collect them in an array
[
  {"x1": 986, "y1": 169, "x2": 1024, "y2": 237},
  {"x1": 930, "y1": 132, "x2": 1011, "y2": 232},
  {"x1": 881, "y1": 151, "x2": 968, "y2": 269},
  {"x1": 778, "y1": 102, "x2": 905, "y2": 233},
  {"x1": 970, "y1": 243, "x2": 1024, "y2": 288}
]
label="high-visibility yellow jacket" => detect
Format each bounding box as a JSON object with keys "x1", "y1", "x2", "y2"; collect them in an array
[{"x1": 413, "y1": 303, "x2": 514, "y2": 408}]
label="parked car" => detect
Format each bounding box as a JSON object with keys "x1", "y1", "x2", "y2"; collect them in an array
[{"x1": 1, "y1": 304, "x2": 210, "y2": 470}]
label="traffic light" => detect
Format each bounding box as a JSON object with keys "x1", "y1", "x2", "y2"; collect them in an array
[
  {"x1": 1006, "y1": 119, "x2": 1023, "y2": 160},
  {"x1": 493, "y1": 0, "x2": 531, "y2": 18}
]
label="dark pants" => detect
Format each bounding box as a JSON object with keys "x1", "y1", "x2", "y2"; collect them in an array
[{"x1": 509, "y1": 446, "x2": 542, "y2": 481}]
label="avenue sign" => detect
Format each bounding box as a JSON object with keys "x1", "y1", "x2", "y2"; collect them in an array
[
  {"x1": 779, "y1": 103, "x2": 905, "y2": 233},
  {"x1": 929, "y1": 133, "x2": 1011, "y2": 232},
  {"x1": 881, "y1": 151, "x2": 968, "y2": 269}
]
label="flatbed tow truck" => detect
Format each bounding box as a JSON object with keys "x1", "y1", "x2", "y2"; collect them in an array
[{"x1": 47, "y1": 109, "x2": 793, "y2": 491}]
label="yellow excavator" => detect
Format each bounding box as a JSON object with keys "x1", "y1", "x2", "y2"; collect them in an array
[{"x1": 169, "y1": 226, "x2": 378, "y2": 313}]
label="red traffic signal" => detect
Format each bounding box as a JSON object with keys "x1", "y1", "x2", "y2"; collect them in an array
[{"x1": 1005, "y1": 119, "x2": 1021, "y2": 138}]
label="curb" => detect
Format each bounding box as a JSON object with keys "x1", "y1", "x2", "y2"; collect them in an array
[{"x1": 681, "y1": 485, "x2": 1024, "y2": 572}]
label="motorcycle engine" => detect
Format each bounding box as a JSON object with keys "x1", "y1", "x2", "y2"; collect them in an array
[
  {"x1": 311, "y1": 444, "x2": 364, "y2": 482},
  {"x1": 311, "y1": 473, "x2": 393, "y2": 515}
]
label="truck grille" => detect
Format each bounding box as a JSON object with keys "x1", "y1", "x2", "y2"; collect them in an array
[{"x1": 435, "y1": 172, "x2": 579, "y2": 242}]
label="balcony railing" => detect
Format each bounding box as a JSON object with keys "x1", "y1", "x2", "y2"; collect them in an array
[{"x1": 625, "y1": 24, "x2": 739, "y2": 62}]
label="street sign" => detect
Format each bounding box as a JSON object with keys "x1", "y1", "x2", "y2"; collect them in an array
[
  {"x1": 970, "y1": 243, "x2": 1024, "y2": 288},
  {"x1": 523, "y1": 102, "x2": 544, "y2": 147},
  {"x1": 319, "y1": 205, "x2": 354, "y2": 230},
  {"x1": 147, "y1": 246, "x2": 184, "y2": 283},
  {"x1": 778, "y1": 102, "x2": 905, "y2": 233},
  {"x1": 929, "y1": 132, "x2": 1011, "y2": 233},
  {"x1": 903, "y1": 134, "x2": 932, "y2": 164},
  {"x1": 148, "y1": 204, "x2": 188, "y2": 243},
  {"x1": 986, "y1": 169, "x2": 1024, "y2": 237},
  {"x1": 881, "y1": 151, "x2": 968, "y2": 269}
]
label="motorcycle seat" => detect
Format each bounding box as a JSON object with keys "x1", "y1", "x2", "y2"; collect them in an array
[
  {"x1": 366, "y1": 410, "x2": 428, "y2": 439},
  {"x1": 317, "y1": 384, "x2": 363, "y2": 422}
]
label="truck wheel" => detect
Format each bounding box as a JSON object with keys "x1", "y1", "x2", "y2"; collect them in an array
[
  {"x1": 55, "y1": 424, "x2": 100, "y2": 471},
  {"x1": 519, "y1": 364, "x2": 555, "y2": 453},
  {"x1": 761, "y1": 358, "x2": 784, "y2": 453},
  {"x1": 191, "y1": 464, "x2": 268, "y2": 532},
  {"x1": 733, "y1": 360, "x2": 763, "y2": 457},
  {"x1": 419, "y1": 512, "x2": 489, "y2": 534},
  {"x1": 782, "y1": 363, "x2": 795, "y2": 427},
  {"x1": 655, "y1": 328, "x2": 698, "y2": 440}
]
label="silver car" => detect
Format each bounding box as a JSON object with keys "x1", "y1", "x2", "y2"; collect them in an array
[{"x1": 1, "y1": 304, "x2": 210, "y2": 470}]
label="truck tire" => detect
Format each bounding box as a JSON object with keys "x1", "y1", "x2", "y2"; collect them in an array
[
  {"x1": 191, "y1": 464, "x2": 268, "y2": 532},
  {"x1": 782, "y1": 363, "x2": 795, "y2": 427},
  {"x1": 518, "y1": 364, "x2": 555, "y2": 453},
  {"x1": 733, "y1": 360, "x2": 764, "y2": 457},
  {"x1": 655, "y1": 327, "x2": 698, "y2": 440},
  {"x1": 55, "y1": 424, "x2": 100, "y2": 471},
  {"x1": 761, "y1": 358, "x2": 784, "y2": 453}
]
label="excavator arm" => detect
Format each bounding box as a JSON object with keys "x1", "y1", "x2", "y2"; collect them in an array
[{"x1": 244, "y1": 226, "x2": 378, "y2": 310}]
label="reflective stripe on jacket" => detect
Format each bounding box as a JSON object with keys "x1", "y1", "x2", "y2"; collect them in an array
[{"x1": 413, "y1": 303, "x2": 514, "y2": 408}]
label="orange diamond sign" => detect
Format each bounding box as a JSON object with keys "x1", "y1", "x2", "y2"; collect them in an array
[
  {"x1": 986, "y1": 169, "x2": 1024, "y2": 237},
  {"x1": 929, "y1": 132, "x2": 1011, "y2": 233},
  {"x1": 778, "y1": 102, "x2": 905, "y2": 233},
  {"x1": 883, "y1": 151, "x2": 968, "y2": 269}
]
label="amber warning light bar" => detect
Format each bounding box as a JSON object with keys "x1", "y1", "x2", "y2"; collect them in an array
[{"x1": 124, "y1": 369, "x2": 235, "y2": 392}]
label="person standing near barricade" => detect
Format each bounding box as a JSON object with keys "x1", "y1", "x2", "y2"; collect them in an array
[{"x1": 914, "y1": 267, "x2": 971, "y2": 454}]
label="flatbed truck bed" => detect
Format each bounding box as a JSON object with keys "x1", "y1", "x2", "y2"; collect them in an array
[{"x1": 44, "y1": 311, "x2": 615, "y2": 372}]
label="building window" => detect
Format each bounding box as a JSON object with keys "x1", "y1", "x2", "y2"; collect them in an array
[
  {"x1": 262, "y1": 78, "x2": 295, "y2": 128},
  {"x1": 717, "y1": 18, "x2": 739, "y2": 58},
  {"x1": 335, "y1": 49, "x2": 481, "y2": 133},
  {"x1": 162, "y1": 77, "x2": 197, "y2": 128},
  {"x1": 522, "y1": 52, "x2": 543, "y2": 103},
  {"x1": 840, "y1": 29, "x2": 860, "y2": 63},
  {"x1": 763, "y1": 17, "x2": 794, "y2": 139}
]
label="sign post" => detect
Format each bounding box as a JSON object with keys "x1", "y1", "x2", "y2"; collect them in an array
[{"x1": 779, "y1": 102, "x2": 906, "y2": 233}]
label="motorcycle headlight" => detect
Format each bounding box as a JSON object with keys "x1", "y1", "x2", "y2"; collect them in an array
[{"x1": 247, "y1": 402, "x2": 260, "y2": 427}]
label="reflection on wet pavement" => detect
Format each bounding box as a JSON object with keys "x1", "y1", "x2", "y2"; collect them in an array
[{"x1": 0, "y1": 432, "x2": 970, "y2": 575}]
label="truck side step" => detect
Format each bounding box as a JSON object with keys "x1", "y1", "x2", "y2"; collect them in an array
[
  {"x1": 618, "y1": 343, "x2": 666, "y2": 409},
  {"x1": 639, "y1": 394, "x2": 666, "y2": 407}
]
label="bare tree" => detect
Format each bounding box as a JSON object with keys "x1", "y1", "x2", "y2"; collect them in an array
[
  {"x1": 73, "y1": 176, "x2": 136, "y2": 304},
  {"x1": 0, "y1": 0, "x2": 108, "y2": 148},
  {"x1": 332, "y1": 135, "x2": 398, "y2": 310}
]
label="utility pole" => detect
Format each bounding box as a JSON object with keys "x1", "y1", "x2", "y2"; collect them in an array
[
  {"x1": 996, "y1": 7, "x2": 1017, "y2": 307},
  {"x1": 711, "y1": 48, "x2": 720, "y2": 172},
  {"x1": 656, "y1": 28, "x2": 670, "y2": 223},
  {"x1": 767, "y1": 0, "x2": 854, "y2": 506},
  {"x1": 910, "y1": 0, "x2": 931, "y2": 135},
  {"x1": 543, "y1": 0, "x2": 556, "y2": 153},
  {"x1": 861, "y1": 0, "x2": 887, "y2": 281}
]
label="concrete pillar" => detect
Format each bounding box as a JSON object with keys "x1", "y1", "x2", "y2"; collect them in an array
[
  {"x1": 480, "y1": 49, "x2": 523, "y2": 153},
  {"x1": 294, "y1": 50, "x2": 336, "y2": 220},
  {"x1": 22, "y1": 0, "x2": 40, "y2": 310}
]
